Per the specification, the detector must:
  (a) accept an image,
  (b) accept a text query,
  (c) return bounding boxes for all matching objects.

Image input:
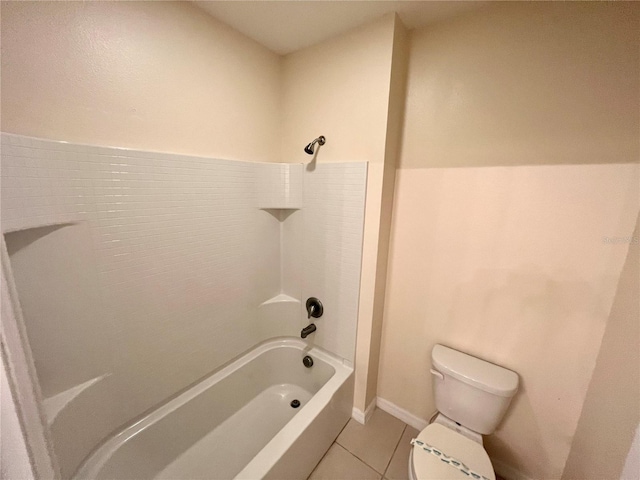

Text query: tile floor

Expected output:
[307,408,506,480]
[308,408,418,480]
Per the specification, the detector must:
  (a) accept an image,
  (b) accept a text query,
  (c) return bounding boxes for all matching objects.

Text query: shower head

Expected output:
[304,136,326,155]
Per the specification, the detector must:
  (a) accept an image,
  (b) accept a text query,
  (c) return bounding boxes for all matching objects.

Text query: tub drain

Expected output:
[290,399,301,408]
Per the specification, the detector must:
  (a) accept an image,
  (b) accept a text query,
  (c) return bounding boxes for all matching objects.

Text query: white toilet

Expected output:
[409,344,519,480]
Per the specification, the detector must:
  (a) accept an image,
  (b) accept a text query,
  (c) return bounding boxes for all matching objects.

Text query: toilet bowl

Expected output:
[409,345,518,480]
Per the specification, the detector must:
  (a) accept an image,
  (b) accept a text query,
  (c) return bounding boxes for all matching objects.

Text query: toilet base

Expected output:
[408,449,416,480]
[432,413,483,445]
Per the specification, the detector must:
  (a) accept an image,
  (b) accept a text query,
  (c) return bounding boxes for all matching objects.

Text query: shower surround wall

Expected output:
[0,133,367,477]
[300,164,368,361]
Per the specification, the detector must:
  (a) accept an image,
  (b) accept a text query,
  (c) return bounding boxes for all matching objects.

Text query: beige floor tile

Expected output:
[336,409,406,474]
[309,443,382,480]
[384,425,419,480]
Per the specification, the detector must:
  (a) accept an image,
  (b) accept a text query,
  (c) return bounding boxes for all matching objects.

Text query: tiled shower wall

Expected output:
[268,162,368,364]
[300,164,368,362]
[0,133,366,477]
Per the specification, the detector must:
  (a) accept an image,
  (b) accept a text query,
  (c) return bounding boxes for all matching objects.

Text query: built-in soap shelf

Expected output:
[259,293,300,308]
[259,208,299,222]
[1,218,83,235]
[42,373,110,425]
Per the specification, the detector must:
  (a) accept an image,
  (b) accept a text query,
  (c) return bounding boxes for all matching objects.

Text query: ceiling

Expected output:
[194,1,486,55]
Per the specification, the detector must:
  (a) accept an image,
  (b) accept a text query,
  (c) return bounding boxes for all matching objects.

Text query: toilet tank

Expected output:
[431,345,519,435]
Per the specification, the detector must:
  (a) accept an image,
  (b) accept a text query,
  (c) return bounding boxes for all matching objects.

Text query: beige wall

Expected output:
[378,3,640,479]
[280,14,393,165]
[363,20,409,407]
[379,164,638,479]
[0,1,281,163]
[399,2,639,169]
[562,214,639,480]
[280,13,408,414]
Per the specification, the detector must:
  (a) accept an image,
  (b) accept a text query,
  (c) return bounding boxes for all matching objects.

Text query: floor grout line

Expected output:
[337,417,408,477]
[338,443,384,479]
[306,443,333,480]
[336,439,385,475]
[383,423,407,478]
[313,411,411,480]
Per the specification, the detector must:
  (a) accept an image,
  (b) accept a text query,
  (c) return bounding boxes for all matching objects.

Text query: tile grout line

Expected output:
[383,424,407,479]
[338,443,384,479]
[336,422,407,477]
[336,413,409,478]
[306,444,333,480]
[335,438,381,474]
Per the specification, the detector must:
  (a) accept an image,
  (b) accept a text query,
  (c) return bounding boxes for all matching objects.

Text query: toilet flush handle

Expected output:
[430,369,444,380]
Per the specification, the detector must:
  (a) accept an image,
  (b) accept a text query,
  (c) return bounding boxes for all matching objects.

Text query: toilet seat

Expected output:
[410,423,495,480]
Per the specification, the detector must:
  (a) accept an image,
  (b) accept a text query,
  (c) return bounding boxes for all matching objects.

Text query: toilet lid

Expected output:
[411,424,495,480]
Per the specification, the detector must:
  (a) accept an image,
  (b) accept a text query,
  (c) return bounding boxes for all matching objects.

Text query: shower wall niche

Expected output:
[1,133,366,477]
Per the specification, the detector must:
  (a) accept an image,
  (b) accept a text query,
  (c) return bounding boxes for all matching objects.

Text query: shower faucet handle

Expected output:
[306,297,323,319]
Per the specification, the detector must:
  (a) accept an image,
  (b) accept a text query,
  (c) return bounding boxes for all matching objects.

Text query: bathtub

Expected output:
[74,338,354,480]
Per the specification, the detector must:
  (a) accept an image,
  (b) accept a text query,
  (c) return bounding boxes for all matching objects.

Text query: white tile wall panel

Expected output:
[301,163,368,363]
[256,162,303,208]
[1,133,281,477]
[0,133,367,477]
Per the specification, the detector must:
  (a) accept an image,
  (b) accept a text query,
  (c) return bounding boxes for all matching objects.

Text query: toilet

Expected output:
[409,344,519,480]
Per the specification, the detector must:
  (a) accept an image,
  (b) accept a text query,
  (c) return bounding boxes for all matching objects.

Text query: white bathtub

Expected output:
[74,338,354,480]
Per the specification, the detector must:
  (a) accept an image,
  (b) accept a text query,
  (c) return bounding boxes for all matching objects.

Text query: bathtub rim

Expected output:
[73,336,352,480]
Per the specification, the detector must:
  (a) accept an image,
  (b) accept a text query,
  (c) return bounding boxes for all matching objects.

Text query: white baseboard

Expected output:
[375,396,428,432]
[352,398,376,425]
[491,458,534,480]
[351,407,365,424]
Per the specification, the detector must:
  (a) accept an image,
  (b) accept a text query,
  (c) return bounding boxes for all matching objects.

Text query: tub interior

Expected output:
[77,344,336,479]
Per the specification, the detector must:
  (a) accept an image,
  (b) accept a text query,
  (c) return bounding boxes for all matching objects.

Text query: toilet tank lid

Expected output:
[432,345,519,397]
